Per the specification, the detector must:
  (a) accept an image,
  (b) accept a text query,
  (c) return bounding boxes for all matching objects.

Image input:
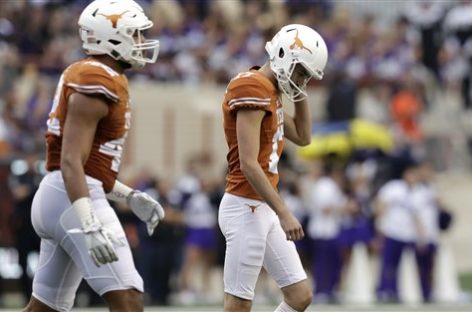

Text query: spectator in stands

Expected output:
[443,0,472,110]
[325,71,358,122]
[390,80,424,143]
[404,1,446,78]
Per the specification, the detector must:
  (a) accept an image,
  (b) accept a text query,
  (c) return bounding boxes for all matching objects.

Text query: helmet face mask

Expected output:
[279,62,313,102]
[78,0,159,69]
[265,24,328,102]
[126,26,160,69]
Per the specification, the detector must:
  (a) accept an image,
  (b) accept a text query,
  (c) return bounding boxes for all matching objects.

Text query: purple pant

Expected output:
[185,227,217,251]
[377,236,414,302]
[415,243,437,302]
[339,216,374,247]
[312,238,342,298]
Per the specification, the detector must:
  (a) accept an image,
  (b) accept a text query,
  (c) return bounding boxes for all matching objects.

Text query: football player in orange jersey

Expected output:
[220,24,328,312]
[24,1,164,311]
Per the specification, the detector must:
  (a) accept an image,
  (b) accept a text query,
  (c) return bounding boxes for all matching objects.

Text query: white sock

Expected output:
[274,301,298,312]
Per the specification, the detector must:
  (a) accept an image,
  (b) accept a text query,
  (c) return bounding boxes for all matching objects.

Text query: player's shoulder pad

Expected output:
[64,60,120,102]
[226,72,273,110]
[228,71,271,93]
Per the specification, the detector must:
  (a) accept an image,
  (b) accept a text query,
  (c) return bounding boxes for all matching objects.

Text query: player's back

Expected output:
[222,67,284,200]
[46,58,130,192]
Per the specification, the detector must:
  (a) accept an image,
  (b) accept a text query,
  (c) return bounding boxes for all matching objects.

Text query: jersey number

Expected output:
[46,74,65,136]
[268,107,284,174]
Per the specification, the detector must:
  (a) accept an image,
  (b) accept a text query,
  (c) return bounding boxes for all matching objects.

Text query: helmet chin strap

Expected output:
[118,59,132,69]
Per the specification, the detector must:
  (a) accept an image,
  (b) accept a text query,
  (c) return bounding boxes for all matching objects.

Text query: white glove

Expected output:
[127,190,165,236]
[68,197,122,267]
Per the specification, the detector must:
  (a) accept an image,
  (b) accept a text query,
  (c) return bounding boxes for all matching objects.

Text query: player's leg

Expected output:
[24,238,83,312]
[102,289,143,312]
[218,193,272,312]
[263,213,312,312]
[223,293,252,312]
[24,298,59,312]
[24,297,57,312]
[25,175,84,312]
[60,196,144,311]
[28,172,144,311]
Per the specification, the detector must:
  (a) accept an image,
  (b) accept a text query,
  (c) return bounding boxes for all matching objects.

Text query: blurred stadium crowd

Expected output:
[0,0,471,308]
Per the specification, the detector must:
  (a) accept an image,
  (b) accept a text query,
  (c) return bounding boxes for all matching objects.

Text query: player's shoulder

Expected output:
[65,58,121,80]
[63,58,122,102]
[228,69,273,93]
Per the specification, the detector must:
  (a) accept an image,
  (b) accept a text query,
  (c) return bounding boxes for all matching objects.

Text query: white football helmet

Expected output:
[265,24,328,102]
[78,0,159,69]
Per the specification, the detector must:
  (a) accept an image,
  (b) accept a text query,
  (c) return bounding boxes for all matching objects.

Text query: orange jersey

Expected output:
[223,67,284,200]
[46,58,130,193]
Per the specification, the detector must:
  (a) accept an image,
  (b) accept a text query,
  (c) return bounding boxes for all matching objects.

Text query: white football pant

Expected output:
[218,193,307,300]
[30,171,143,311]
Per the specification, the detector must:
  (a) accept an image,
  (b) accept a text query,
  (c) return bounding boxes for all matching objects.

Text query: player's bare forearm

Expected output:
[240,160,290,217]
[283,98,312,146]
[61,156,91,203]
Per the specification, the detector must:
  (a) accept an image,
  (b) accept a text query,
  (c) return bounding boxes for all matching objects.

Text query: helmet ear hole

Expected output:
[108,39,121,45]
[279,48,284,58]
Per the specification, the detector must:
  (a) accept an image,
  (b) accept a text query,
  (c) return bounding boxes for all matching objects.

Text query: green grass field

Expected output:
[1,273,470,311]
[460,272,472,293]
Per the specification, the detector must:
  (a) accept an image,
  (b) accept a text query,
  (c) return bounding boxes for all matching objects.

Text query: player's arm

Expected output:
[61,93,108,203]
[237,109,304,241]
[61,93,120,266]
[283,97,312,146]
[106,180,165,236]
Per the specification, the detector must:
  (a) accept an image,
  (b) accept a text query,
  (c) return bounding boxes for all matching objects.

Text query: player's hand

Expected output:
[69,197,122,266]
[127,190,165,236]
[278,211,304,241]
[69,221,122,267]
[84,223,121,266]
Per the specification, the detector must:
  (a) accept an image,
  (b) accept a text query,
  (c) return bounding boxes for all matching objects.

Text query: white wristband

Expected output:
[72,197,98,230]
[106,180,133,203]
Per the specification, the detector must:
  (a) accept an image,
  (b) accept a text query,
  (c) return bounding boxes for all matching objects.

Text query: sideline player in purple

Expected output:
[411,160,440,302]
[375,159,419,302]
